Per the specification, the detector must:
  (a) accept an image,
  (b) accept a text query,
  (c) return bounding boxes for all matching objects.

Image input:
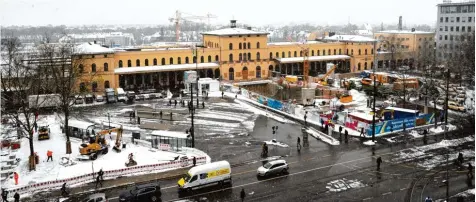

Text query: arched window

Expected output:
[136,59,140,66]
[243,53,247,61]
[104,80,110,89]
[200,56,204,63]
[358,49,361,55]
[351,50,354,55]
[364,62,368,69]
[358,63,361,70]
[339,49,342,55]
[371,62,374,69]
[153,58,157,65]
[243,43,247,49]
[79,82,86,92]
[269,65,274,72]
[275,52,279,58]
[256,66,261,78]
[248,53,251,60]
[333,49,336,55]
[229,43,233,50]
[239,43,242,49]
[256,52,260,60]
[178,57,182,64]
[371,49,374,55]
[118,60,123,68]
[169,57,173,64]
[145,59,149,66]
[269,52,273,59]
[365,49,368,55]
[288,51,291,57]
[207,55,211,62]
[294,51,297,57]
[161,58,165,65]
[323,50,326,56]
[185,57,189,64]
[229,54,233,62]
[311,50,314,56]
[300,51,303,57]
[247,42,251,49]
[229,67,234,80]
[92,82,98,92]
[127,60,131,67]
[103,63,108,72]
[282,52,285,58]
[239,53,243,61]
[193,56,197,63]
[91,63,96,72]
[346,49,349,55]
[317,50,320,56]
[328,49,331,55]
[215,55,219,61]
[257,42,260,49]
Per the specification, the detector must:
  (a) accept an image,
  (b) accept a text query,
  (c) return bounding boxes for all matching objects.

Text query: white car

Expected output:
[257,160,289,177]
[95,95,104,102]
[81,193,108,202]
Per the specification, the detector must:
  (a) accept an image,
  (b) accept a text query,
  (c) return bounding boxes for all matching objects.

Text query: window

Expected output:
[248,53,251,60]
[445,26,448,31]
[311,50,314,56]
[208,55,211,62]
[463,17,466,22]
[440,17,443,23]
[300,51,303,57]
[79,82,86,92]
[282,52,285,58]
[136,59,140,66]
[469,26,472,32]
[91,63,96,72]
[364,62,367,70]
[358,63,361,70]
[461,35,465,41]
[439,35,442,40]
[118,60,123,68]
[328,49,331,55]
[239,53,243,61]
[351,49,353,55]
[161,58,165,65]
[229,43,233,50]
[288,51,291,57]
[294,51,297,57]
[446,17,449,22]
[92,82,98,92]
[275,52,279,58]
[185,57,189,64]
[450,26,453,31]
[256,52,260,60]
[247,42,251,49]
[229,54,233,62]
[145,59,149,66]
[243,43,247,49]
[469,17,472,22]
[364,49,367,55]
[190,175,198,183]
[470,5,475,12]
[333,49,336,55]
[256,42,260,49]
[128,60,131,67]
[215,55,219,61]
[451,17,454,22]
[239,43,242,49]
[371,49,373,55]
[104,63,108,72]
[104,81,110,89]
[462,5,469,13]
[462,26,466,32]
[358,49,361,55]
[200,173,208,179]
[445,35,448,40]
[193,56,197,63]
[153,58,157,65]
[269,52,272,59]
[323,50,326,56]
[339,49,342,55]
[169,57,173,64]
[256,66,261,78]
[457,17,460,22]
[178,57,181,64]
[200,56,204,63]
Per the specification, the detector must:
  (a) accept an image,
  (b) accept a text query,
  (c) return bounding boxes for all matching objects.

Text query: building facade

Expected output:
[436,1,475,61]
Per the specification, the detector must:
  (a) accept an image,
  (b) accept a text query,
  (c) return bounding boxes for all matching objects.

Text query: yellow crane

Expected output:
[169,10,217,42]
[286,36,310,87]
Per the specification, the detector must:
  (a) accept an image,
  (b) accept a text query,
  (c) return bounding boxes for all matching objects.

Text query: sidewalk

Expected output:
[23,167,188,201]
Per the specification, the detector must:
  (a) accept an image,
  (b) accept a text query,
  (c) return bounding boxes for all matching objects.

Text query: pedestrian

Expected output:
[359,127,365,137]
[344,130,348,143]
[320,119,324,127]
[423,129,428,145]
[1,188,8,202]
[193,156,196,166]
[186,129,189,134]
[324,124,329,134]
[13,172,18,185]
[240,188,246,202]
[34,122,38,133]
[60,182,68,197]
[222,91,224,98]
[297,137,301,152]
[170,112,173,121]
[313,100,316,108]
[458,152,464,165]
[304,114,307,126]
[339,125,343,135]
[13,192,19,202]
[425,196,433,202]
[235,94,237,99]
[371,146,375,156]
[376,157,382,170]
[169,99,172,106]
[98,168,104,182]
[95,175,102,188]
[159,111,163,120]
[468,163,473,179]
[202,101,205,109]
[47,150,53,162]
[174,100,177,107]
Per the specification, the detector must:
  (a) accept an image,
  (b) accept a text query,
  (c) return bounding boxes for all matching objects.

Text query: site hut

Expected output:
[150,131,192,151]
[197,78,220,95]
[346,111,376,135]
[63,119,96,140]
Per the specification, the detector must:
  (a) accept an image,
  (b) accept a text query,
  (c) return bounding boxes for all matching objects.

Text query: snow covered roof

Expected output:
[75,43,114,54]
[385,106,419,114]
[376,30,434,34]
[234,80,272,86]
[267,41,323,46]
[67,119,95,130]
[201,28,269,36]
[114,63,219,74]
[348,112,374,121]
[275,55,351,64]
[323,35,377,42]
[150,130,189,139]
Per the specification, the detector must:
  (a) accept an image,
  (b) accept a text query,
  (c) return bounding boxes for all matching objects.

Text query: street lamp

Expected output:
[372,40,378,142]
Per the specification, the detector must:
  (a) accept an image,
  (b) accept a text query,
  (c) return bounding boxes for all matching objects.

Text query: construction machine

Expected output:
[38,126,50,140]
[78,126,123,160]
[316,63,337,86]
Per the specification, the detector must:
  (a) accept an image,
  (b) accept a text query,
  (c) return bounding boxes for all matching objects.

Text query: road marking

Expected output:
[382,192,392,196]
[400,187,407,191]
[233,169,256,175]
[109,196,119,200]
[363,197,373,201]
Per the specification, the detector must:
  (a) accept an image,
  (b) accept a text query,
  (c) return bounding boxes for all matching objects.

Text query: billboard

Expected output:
[366,113,438,136]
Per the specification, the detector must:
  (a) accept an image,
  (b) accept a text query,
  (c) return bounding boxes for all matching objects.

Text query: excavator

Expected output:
[78,126,123,160]
[315,63,337,86]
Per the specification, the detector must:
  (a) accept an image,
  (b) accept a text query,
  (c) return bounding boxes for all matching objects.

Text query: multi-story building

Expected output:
[436,1,475,61]
[74,20,424,93]
[59,32,135,47]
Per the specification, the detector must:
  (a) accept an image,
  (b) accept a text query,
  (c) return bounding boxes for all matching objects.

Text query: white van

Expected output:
[177,161,231,192]
[116,88,127,102]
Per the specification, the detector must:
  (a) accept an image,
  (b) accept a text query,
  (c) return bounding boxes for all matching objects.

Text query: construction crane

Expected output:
[169,10,217,42]
[286,36,310,88]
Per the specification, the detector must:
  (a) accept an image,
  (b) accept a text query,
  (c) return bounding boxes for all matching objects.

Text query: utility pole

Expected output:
[444,69,450,201]
[372,40,377,142]
[190,81,195,148]
[196,45,200,109]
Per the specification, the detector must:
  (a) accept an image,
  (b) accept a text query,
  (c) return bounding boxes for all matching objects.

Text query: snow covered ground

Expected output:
[1,114,209,190]
[264,139,289,148]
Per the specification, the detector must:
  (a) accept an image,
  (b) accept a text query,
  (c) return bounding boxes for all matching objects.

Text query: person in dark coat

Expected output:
[34,122,38,133]
[359,127,365,137]
[304,114,307,126]
[468,163,474,179]
[98,169,104,182]
[344,130,348,143]
[159,111,163,120]
[423,129,428,145]
[193,157,196,166]
[297,137,301,152]
[13,192,19,202]
[1,188,8,202]
[458,152,464,165]
[202,101,205,109]
[60,183,68,196]
[324,124,329,134]
[169,99,172,105]
[170,112,173,121]
[95,175,102,188]
[240,188,246,202]
[376,157,382,170]
[222,91,224,98]
[174,100,177,107]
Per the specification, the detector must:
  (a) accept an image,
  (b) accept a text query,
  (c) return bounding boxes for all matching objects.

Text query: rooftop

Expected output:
[323,35,377,42]
[114,63,219,75]
[75,42,115,54]
[267,41,323,46]
[376,30,435,34]
[201,28,269,36]
[275,55,351,64]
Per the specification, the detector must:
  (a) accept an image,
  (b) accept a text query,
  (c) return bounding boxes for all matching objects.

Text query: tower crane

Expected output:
[286,36,310,88]
[169,10,217,42]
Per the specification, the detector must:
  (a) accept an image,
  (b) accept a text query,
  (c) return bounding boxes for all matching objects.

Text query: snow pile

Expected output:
[234,99,294,124]
[326,178,367,192]
[417,149,474,170]
[264,139,289,148]
[429,126,444,133]
[455,189,475,197]
[363,140,376,146]
[384,138,396,143]
[305,127,340,145]
[409,130,422,138]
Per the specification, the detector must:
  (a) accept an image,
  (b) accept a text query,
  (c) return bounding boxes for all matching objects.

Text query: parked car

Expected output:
[75,96,84,104]
[448,101,465,112]
[257,159,289,177]
[85,94,94,104]
[81,193,108,202]
[96,94,104,102]
[119,182,162,202]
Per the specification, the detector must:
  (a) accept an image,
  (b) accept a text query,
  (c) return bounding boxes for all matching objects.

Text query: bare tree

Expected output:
[447,32,475,87]
[1,36,50,171]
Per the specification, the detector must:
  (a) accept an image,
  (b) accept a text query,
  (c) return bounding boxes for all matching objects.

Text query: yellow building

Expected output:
[77,20,379,92]
[374,30,435,68]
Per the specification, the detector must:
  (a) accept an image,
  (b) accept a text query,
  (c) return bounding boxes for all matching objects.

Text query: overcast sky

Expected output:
[1,0,441,27]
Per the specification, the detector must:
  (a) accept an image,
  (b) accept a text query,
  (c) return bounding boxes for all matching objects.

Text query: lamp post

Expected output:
[107,112,111,129]
[444,69,450,201]
[372,40,378,142]
[196,45,200,109]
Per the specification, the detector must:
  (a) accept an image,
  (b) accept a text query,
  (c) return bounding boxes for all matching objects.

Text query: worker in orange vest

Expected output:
[13,172,19,185]
[47,150,53,162]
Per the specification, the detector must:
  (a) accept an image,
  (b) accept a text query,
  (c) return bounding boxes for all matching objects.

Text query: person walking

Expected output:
[174,100,177,107]
[193,157,196,167]
[359,127,365,137]
[344,130,348,143]
[304,114,307,126]
[202,101,205,109]
[60,183,68,197]
[468,163,473,179]
[1,188,8,202]
[13,192,19,202]
[169,99,172,106]
[376,157,382,171]
[297,137,301,152]
[47,150,53,162]
[13,172,18,185]
[221,91,224,98]
[95,175,102,188]
[159,111,163,120]
[98,169,104,182]
[240,188,246,202]
[423,129,428,145]
[458,152,464,165]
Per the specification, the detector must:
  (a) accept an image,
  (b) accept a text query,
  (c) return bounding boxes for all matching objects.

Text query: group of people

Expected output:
[1,189,19,202]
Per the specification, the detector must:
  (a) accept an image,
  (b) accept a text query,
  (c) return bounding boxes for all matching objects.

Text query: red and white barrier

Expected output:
[7,156,207,197]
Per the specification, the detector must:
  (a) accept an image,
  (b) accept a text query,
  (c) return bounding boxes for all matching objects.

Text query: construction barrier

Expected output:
[6,156,207,197]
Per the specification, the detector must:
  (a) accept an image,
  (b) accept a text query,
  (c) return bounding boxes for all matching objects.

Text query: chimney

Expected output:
[230,20,237,28]
[398,16,402,31]
[247,26,252,30]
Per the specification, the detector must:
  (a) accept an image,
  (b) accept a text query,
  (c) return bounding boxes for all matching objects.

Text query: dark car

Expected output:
[119,183,162,202]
